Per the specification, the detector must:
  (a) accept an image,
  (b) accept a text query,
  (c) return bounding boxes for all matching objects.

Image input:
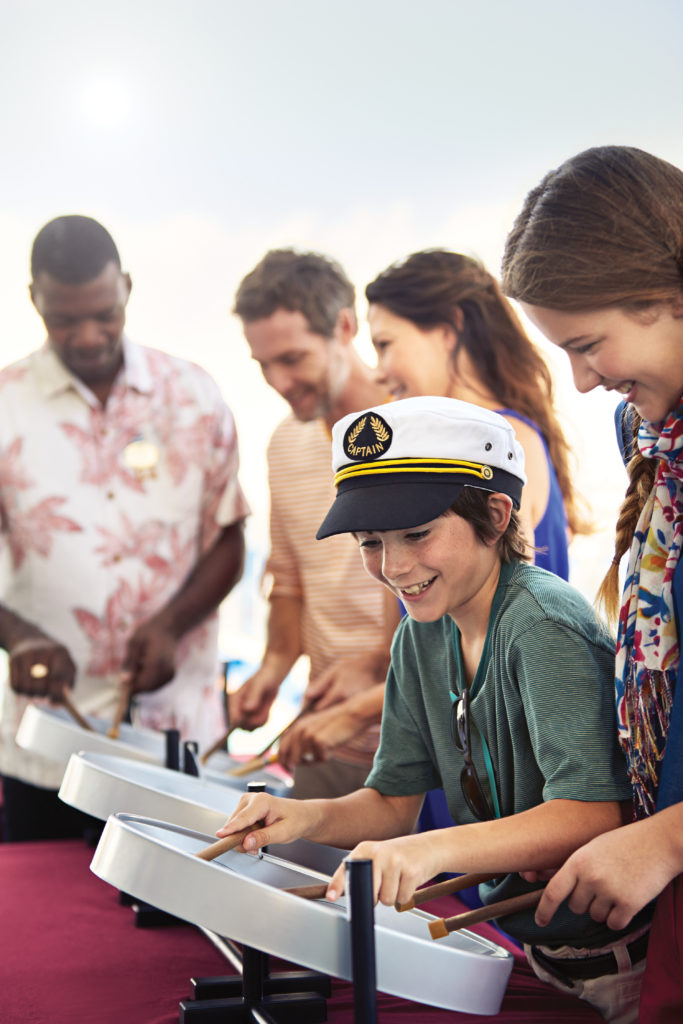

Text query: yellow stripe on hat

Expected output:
[334,457,493,488]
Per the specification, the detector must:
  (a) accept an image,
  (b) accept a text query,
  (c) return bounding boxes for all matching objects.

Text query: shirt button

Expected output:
[107,491,115,500]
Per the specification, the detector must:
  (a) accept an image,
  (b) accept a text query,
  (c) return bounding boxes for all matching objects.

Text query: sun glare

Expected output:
[80,77,133,130]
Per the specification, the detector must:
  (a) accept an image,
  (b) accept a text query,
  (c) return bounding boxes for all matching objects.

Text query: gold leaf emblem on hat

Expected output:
[371,416,389,443]
[346,417,366,449]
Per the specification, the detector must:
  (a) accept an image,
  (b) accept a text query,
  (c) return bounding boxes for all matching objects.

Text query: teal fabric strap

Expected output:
[449,565,512,820]
[474,721,502,819]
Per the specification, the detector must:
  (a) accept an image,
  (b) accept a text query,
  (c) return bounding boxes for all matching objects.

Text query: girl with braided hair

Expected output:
[502,145,683,1021]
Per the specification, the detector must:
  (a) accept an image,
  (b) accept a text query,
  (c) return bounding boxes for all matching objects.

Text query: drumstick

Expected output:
[254,699,316,757]
[200,725,238,765]
[226,700,316,777]
[227,751,279,777]
[107,673,132,739]
[194,820,266,861]
[428,889,543,939]
[60,691,94,732]
[395,871,500,912]
[284,882,330,900]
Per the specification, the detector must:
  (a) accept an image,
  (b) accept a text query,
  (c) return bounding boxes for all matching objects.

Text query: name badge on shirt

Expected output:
[123,438,160,480]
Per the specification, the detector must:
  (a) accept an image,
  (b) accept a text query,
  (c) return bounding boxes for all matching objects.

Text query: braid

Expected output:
[597,415,657,623]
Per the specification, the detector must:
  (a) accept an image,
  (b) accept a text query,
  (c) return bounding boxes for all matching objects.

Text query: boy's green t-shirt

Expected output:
[365,560,641,947]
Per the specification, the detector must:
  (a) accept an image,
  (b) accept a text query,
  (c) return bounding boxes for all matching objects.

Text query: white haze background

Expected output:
[1,0,681,742]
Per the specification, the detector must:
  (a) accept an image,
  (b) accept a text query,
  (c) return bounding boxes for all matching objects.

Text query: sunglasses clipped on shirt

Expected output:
[450,686,496,822]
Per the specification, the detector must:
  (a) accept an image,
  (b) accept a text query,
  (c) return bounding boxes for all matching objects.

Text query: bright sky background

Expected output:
[1,0,682,687]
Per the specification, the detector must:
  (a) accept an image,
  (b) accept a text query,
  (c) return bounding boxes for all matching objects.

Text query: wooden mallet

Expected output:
[195,820,266,861]
[428,889,543,939]
[60,691,94,732]
[395,871,500,912]
[227,700,316,777]
[200,725,238,765]
[107,672,133,739]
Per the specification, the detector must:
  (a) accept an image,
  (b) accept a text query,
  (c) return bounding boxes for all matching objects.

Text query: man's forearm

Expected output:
[258,594,304,684]
[0,604,44,650]
[153,521,246,639]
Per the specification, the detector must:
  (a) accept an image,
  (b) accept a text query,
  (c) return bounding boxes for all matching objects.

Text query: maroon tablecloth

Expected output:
[0,839,600,1023]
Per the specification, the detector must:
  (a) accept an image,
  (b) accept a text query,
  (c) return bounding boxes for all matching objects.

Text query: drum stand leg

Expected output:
[180,858,378,1024]
[182,772,328,1022]
[180,939,329,1022]
[348,858,377,1024]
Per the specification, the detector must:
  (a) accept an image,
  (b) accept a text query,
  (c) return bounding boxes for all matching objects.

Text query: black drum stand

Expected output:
[179,859,377,1024]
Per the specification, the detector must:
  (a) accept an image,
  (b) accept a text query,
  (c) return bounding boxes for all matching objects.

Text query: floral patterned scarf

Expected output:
[615,403,683,818]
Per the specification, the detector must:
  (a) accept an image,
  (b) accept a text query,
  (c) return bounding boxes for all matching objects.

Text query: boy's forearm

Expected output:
[431,798,625,876]
[304,788,422,849]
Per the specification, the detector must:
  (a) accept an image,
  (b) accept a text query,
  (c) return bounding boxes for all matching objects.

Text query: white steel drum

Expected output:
[17,704,163,765]
[59,752,242,834]
[204,750,292,795]
[17,704,290,794]
[60,751,346,877]
[92,814,513,1015]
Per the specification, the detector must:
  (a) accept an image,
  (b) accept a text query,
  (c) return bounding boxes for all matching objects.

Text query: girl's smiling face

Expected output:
[355,511,502,626]
[520,301,683,425]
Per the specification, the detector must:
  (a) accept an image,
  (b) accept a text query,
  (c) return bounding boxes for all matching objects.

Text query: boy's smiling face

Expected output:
[354,510,502,625]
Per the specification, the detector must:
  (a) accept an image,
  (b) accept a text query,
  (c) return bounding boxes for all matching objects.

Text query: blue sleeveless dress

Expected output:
[496,408,569,581]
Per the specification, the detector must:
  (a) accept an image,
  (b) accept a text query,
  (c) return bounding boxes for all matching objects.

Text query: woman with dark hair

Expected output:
[366,250,587,581]
[502,144,683,1022]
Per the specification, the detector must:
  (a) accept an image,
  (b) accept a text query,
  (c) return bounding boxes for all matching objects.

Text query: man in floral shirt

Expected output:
[0,215,250,840]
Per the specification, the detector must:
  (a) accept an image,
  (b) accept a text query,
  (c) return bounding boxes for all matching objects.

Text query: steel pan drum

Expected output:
[59,752,241,833]
[92,814,513,1015]
[204,750,292,795]
[59,751,344,876]
[17,704,290,794]
[17,704,163,765]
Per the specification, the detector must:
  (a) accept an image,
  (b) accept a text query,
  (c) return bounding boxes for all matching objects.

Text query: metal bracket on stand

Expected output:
[178,856,379,1023]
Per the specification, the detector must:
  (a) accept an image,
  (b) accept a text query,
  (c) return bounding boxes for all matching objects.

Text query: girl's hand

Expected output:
[534,814,682,931]
[326,833,441,905]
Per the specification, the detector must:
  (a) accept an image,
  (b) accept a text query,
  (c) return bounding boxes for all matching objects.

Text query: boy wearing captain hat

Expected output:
[217,397,648,1022]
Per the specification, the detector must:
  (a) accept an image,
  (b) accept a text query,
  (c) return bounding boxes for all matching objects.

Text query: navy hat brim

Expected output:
[316,480,468,539]
[316,465,524,540]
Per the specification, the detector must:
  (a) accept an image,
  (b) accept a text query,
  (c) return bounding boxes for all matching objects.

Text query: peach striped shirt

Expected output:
[265,414,385,764]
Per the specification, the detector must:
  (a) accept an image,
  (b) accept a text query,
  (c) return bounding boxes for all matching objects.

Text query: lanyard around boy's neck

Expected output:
[449,566,511,820]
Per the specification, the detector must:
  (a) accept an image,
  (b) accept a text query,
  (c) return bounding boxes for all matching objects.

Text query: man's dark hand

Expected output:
[9,635,77,702]
[124,616,177,693]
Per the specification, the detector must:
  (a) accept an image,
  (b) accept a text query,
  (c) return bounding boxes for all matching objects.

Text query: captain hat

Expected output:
[316,396,526,539]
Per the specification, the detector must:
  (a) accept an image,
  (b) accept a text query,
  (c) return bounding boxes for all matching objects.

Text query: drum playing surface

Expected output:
[17,704,162,765]
[60,750,346,876]
[92,814,513,1015]
[59,751,242,833]
[17,704,290,794]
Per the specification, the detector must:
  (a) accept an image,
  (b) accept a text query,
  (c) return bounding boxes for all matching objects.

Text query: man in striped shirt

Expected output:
[231,249,397,798]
